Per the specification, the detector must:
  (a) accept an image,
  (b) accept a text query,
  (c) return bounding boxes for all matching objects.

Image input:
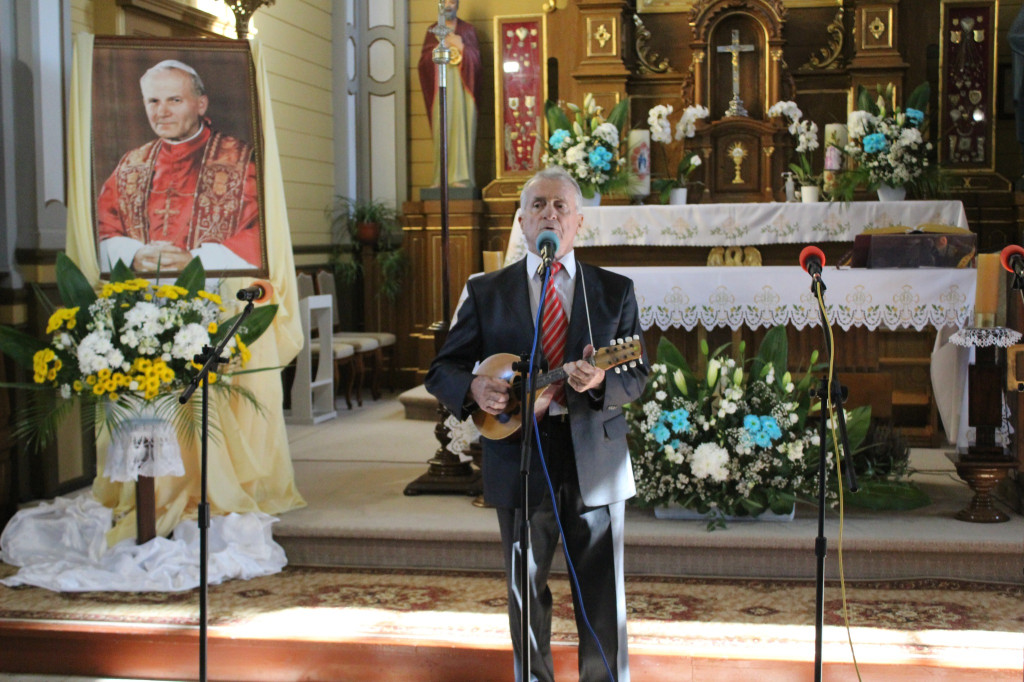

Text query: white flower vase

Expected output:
[800,185,820,203]
[668,187,688,205]
[654,503,795,522]
[579,192,601,207]
[877,184,907,201]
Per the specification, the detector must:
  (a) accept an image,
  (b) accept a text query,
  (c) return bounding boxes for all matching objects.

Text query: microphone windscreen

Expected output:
[799,245,826,272]
[253,280,273,304]
[535,231,560,254]
[999,244,1024,273]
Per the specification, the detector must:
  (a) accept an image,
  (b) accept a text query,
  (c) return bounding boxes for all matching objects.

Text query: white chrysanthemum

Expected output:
[593,122,619,147]
[665,444,683,464]
[655,390,667,402]
[171,323,211,361]
[77,330,123,374]
[690,442,730,482]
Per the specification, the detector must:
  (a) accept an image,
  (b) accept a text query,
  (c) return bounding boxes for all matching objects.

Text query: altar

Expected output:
[501,200,977,447]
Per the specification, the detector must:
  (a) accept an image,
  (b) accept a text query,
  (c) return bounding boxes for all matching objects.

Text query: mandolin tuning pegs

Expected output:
[616,337,624,345]
[629,361,637,368]
[614,366,621,374]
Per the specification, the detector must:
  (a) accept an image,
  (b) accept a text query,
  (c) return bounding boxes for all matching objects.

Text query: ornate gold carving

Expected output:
[594,23,612,48]
[224,0,275,39]
[728,141,748,184]
[707,246,762,266]
[869,16,887,41]
[762,146,774,157]
[633,14,671,74]
[803,0,845,70]
[541,0,568,12]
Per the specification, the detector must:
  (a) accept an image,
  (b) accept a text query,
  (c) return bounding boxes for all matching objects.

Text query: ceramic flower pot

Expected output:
[877,184,907,201]
[355,221,382,245]
[800,185,820,203]
[579,192,602,207]
[668,187,688,205]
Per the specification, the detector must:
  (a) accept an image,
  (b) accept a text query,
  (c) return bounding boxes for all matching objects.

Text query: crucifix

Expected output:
[716,29,755,117]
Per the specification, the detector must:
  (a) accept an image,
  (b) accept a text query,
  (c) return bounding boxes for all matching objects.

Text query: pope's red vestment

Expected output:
[96,125,261,270]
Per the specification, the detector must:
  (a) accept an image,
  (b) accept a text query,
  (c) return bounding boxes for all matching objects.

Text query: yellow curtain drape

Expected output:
[66,34,306,546]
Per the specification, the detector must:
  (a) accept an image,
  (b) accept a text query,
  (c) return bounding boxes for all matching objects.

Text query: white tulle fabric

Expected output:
[949,326,1023,348]
[104,416,185,482]
[0,495,286,592]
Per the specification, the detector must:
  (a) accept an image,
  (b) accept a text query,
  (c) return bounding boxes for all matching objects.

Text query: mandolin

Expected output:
[471,337,643,440]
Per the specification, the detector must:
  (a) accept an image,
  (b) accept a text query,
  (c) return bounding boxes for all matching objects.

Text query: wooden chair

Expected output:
[296,272,376,409]
[316,269,396,399]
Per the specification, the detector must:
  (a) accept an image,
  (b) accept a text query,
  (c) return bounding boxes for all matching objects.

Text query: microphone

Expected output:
[999,244,1024,279]
[535,231,560,274]
[236,280,273,303]
[799,245,826,279]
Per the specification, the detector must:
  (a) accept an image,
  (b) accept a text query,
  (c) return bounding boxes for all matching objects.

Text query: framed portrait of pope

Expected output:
[91,37,268,278]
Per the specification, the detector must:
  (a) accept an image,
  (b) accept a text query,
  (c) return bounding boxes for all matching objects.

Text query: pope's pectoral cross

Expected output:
[716,29,754,117]
[152,187,182,237]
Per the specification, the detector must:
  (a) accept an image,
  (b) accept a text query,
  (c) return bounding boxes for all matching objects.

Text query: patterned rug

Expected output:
[1,563,1022,667]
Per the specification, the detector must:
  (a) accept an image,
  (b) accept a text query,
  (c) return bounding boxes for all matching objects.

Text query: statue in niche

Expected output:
[418,0,482,190]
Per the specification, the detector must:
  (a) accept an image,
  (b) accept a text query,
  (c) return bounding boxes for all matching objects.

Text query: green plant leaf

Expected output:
[212,304,278,349]
[606,97,630,134]
[905,82,930,113]
[55,253,97,311]
[109,260,135,284]
[751,325,788,381]
[0,326,46,371]
[174,256,207,295]
[544,99,571,135]
[845,478,931,510]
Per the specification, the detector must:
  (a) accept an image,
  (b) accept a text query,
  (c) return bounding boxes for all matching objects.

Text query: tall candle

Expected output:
[628,129,651,197]
[823,123,847,171]
[975,253,999,327]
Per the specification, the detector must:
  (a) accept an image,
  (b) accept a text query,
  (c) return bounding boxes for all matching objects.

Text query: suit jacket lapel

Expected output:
[568,261,592,359]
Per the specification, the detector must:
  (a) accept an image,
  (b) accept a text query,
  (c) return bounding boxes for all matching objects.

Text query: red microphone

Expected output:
[999,244,1024,278]
[799,245,826,279]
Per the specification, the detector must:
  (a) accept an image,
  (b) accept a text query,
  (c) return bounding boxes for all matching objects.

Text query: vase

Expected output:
[579,192,601,207]
[800,185,820,203]
[876,184,907,202]
[668,187,688,205]
[653,504,795,522]
[105,409,183,483]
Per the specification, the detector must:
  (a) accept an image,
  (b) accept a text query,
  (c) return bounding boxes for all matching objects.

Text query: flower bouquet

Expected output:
[0,253,277,453]
[626,326,874,529]
[647,103,709,203]
[768,100,820,189]
[837,83,943,200]
[543,93,632,200]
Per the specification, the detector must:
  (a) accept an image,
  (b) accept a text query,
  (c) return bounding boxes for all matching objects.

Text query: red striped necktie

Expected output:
[540,262,568,406]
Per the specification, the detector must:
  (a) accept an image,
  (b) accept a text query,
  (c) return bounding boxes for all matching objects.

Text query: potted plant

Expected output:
[768,100,820,202]
[647,103,710,204]
[328,196,407,303]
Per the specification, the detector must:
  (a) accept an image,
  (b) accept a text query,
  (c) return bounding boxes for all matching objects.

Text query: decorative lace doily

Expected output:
[949,327,1023,348]
[104,417,184,482]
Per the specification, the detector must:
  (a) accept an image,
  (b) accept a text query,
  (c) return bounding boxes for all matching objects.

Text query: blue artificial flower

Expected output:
[754,432,773,448]
[588,146,613,171]
[652,421,671,444]
[667,408,691,432]
[862,133,888,154]
[549,129,571,149]
[904,108,924,126]
[760,416,782,440]
[743,415,761,432]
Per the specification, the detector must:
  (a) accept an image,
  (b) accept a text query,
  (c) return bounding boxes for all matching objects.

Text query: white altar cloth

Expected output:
[505,200,969,262]
[611,266,976,333]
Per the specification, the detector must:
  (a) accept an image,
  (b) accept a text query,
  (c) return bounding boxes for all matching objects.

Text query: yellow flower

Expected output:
[98,368,112,380]
[73,380,83,391]
[47,368,57,381]
[108,392,119,401]
[235,335,251,366]
[85,375,97,386]
[208,322,218,334]
[92,383,105,395]
[46,307,80,333]
[155,284,189,300]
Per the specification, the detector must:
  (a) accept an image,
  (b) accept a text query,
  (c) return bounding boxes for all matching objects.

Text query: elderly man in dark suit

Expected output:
[425,165,649,681]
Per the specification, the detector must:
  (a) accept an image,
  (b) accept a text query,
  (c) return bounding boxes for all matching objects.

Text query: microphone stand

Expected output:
[806,271,857,682]
[510,260,553,682]
[178,297,258,682]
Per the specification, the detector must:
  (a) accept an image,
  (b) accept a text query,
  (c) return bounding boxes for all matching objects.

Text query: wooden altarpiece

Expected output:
[682,0,794,202]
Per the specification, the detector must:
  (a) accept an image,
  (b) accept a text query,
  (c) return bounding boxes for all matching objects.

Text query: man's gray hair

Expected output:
[141,59,206,97]
[519,165,584,211]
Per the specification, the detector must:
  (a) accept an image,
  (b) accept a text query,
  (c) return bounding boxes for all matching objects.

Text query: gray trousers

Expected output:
[495,418,629,682]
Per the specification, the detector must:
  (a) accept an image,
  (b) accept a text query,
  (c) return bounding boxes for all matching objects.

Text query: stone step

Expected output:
[398,384,438,421]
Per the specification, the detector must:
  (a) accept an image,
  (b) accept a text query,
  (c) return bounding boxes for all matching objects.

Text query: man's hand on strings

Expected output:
[565,344,604,393]
[471,375,510,415]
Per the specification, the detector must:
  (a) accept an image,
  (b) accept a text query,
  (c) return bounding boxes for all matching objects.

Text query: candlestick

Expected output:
[975,253,999,327]
[823,123,847,171]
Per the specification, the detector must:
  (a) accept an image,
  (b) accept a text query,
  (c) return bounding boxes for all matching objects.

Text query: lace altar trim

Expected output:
[949,327,1023,348]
